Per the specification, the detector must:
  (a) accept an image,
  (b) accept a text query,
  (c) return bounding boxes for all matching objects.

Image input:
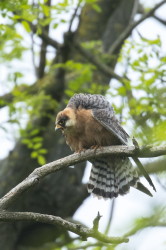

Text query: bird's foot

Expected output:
[90,145,100,153]
[77,148,87,154]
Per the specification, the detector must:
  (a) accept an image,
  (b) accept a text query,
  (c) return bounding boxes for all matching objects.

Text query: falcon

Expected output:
[55,93,156,199]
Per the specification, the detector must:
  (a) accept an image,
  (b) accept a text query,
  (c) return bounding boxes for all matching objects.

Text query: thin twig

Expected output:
[93,212,102,232]
[155,175,166,191]
[153,14,166,25]
[30,33,38,77]
[34,26,60,49]
[108,0,166,54]
[68,243,104,250]
[68,0,82,33]
[37,0,51,79]
[105,199,115,235]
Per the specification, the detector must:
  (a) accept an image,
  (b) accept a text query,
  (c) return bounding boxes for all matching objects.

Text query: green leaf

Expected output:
[32,137,43,143]
[53,23,58,29]
[92,3,101,12]
[60,19,66,23]
[29,129,40,136]
[22,138,31,145]
[41,4,50,16]
[37,155,46,165]
[31,151,38,159]
[145,75,156,86]
[117,86,126,96]
[21,21,31,33]
[160,56,166,63]
[38,149,47,154]
[33,143,42,150]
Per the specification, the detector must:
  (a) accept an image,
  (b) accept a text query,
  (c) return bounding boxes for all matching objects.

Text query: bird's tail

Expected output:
[87,156,152,199]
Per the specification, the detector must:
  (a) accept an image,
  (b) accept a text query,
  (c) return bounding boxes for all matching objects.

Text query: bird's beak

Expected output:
[55,123,62,131]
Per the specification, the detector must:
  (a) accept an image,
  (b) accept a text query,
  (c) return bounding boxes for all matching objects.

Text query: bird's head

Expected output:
[55,108,76,131]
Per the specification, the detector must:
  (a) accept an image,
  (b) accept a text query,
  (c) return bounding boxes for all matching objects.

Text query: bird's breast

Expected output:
[63,108,121,152]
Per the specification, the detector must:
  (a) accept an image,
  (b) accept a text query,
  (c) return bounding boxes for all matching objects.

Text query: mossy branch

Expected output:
[0,211,128,244]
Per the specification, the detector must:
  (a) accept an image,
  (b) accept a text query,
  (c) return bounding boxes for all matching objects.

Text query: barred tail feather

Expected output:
[88,161,108,198]
[87,156,139,199]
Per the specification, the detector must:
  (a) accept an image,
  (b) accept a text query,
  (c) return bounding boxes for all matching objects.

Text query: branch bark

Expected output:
[0,145,165,210]
[0,211,129,244]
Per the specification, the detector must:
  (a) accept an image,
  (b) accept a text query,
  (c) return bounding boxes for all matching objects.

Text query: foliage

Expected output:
[11,89,57,164]
[116,35,166,145]
[53,60,108,101]
[21,128,48,165]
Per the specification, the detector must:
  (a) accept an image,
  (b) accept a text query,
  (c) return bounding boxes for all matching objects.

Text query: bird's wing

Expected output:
[92,108,129,145]
[67,93,110,110]
[92,108,156,191]
[67,93,129,145]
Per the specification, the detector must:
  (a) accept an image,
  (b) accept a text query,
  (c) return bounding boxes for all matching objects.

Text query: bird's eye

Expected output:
[59,120,65,125]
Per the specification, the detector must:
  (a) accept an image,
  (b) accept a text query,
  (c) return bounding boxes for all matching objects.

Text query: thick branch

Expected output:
[108,0,166,54]
[145,158,166,174]
[0,145,165,210]
[0,211,128,244]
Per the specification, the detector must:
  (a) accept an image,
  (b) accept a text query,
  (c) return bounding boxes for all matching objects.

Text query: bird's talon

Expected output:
[77,148,86,154]
[90,145,100,152]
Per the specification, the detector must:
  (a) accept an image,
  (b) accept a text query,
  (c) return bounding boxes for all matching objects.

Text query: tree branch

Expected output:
[108,0,166,54]
[30,23,61,49]
[153,14,166,25]
[0,211,128,244]
[37,0,51,79]
[0,145,165,210]
[74,41,126,83]
[68,0,82,33]
[144,158,166,175]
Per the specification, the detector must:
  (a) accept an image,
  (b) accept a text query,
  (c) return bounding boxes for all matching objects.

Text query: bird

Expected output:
[55,93,156,199]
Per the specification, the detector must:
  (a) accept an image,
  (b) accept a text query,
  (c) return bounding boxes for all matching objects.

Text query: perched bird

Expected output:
[55,93,156,199]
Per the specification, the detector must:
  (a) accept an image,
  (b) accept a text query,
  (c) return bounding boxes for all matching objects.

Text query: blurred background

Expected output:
[0,0,166,249]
